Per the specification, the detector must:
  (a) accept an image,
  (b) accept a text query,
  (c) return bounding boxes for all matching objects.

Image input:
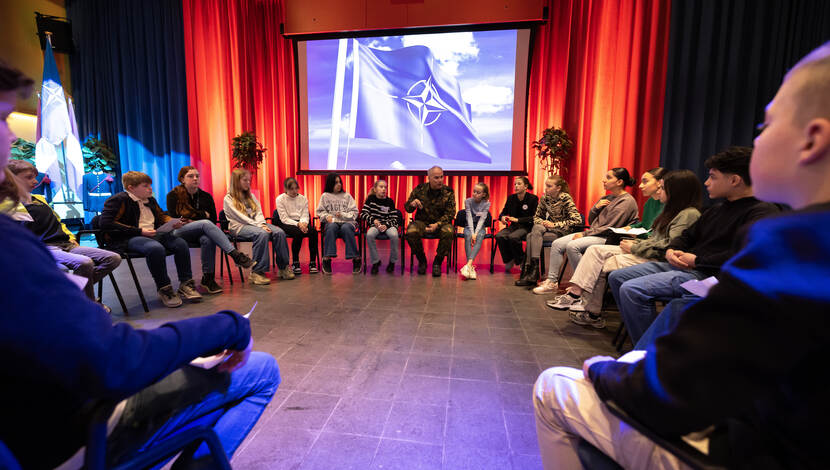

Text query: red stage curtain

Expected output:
[182,0,670,235]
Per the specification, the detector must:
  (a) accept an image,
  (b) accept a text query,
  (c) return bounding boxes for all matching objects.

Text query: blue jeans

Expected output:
[114,352,280,466]
[173,220,235,274]
[634,297,700,350]
[235,224,289,272]
[323,222,359,259]
[463,227,486,262]
[608,262,706,344]
[127,233,192,289]
[366,226,399,264]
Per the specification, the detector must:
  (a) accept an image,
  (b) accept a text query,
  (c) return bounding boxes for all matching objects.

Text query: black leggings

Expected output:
[278,223,319,263]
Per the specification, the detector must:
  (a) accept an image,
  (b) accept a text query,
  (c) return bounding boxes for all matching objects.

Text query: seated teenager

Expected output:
[9,159,122,310]
[516,175,582,287]
[275,177,319,274]
[316,172,360,274]
[533,41,830,470]
[608,147,780,344]
[223,168,293,285]
[549,170,702,329]
[361,179,399,274]
[615,167,668,240]
[166,166,255,294]
[0,62,280,469]
[495,176,538,272]
[532,168,639,295]
[100,171,202,308]
[460,182,491,280]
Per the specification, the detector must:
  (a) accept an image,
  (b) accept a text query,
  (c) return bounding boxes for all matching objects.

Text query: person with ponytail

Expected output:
[495,176,539,272]
[167,166,255,294]
[548,170,702,329]
[532,167,639,295]
[223,168,294,284]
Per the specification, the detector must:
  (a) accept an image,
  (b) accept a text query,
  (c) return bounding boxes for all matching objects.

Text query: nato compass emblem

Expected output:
[401,77,447,127]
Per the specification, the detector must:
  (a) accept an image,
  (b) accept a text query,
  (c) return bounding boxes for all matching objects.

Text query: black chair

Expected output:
[360,209,405,274]
[450,210,497,274]
[75,228,130,315]
[85,401,231,470]
[268,210,321,270]
[88,215,178,314]
[403,217,452,274]
[217,211,246,284]
[538,212,587,281]
[574,400,726,470]
[319,218,362,268]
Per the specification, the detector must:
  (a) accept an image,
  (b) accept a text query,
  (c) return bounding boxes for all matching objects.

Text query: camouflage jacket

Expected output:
[405,183,456,226]
[533,192,582,233]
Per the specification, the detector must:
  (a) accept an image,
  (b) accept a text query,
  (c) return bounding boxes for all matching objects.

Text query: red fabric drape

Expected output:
[182,0,670,232]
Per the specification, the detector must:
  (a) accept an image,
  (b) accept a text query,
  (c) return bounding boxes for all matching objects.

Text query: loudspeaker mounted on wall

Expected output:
[35,12,75,54]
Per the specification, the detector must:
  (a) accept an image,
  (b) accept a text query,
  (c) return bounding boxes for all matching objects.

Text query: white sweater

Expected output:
[316,192,358,224]
[275,193,310,226]
[223,193,266,235]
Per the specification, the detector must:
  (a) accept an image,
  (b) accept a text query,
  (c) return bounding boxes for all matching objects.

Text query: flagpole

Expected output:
[344,39,360,170]
[327,39,348,170]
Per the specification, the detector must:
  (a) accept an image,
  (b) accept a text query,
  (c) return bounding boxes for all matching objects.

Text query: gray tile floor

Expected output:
[105,247,622,470]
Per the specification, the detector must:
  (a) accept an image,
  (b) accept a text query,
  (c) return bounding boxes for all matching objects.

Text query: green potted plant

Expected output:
[231,132,267,173]
[81,137,118,173]
[532,126,574,175]
[11,138,36,164]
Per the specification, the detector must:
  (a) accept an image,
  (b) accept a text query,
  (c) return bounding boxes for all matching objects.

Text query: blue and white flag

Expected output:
[35,35,84,202]
[351,41,491,163]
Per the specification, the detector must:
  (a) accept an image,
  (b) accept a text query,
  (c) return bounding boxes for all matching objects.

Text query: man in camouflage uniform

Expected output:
[405,166,456,276]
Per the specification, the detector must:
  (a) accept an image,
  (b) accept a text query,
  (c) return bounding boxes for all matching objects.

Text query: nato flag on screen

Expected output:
[352,42,492,163]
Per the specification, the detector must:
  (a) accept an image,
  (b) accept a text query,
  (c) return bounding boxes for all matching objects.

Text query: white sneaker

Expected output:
[532,279,558,295]
[568,298,586,312]
[470,265,477,280]
[546,293,581,310]
[250,272,271,285]
[460,264,471,279]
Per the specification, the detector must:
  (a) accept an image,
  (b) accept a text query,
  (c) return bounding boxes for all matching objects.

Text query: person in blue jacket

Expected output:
[0,62,280,469]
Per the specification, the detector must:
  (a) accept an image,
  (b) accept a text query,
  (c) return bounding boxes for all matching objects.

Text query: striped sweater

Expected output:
[360,194,399,227]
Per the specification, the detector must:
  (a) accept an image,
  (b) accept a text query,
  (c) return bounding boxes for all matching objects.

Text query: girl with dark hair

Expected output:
[316,173,360,274]
[495,176,539,271]
[167,166,255,293]
[276,177,319,274]
[548,170,703,329]
[532,167,639,295]
[622,167,668,238]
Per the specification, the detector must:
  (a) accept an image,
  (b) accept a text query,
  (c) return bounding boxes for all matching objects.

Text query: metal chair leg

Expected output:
[108,273,129,315]
[125,257,149,313]
[490,237,497,273]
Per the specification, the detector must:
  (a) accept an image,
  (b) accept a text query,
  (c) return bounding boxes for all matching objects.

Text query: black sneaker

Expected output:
[371,261,381,275]
[352,258,362,274]
[292,262,302,275]
[417,263,427,275]
[229,250,256,269]
[200,275,223,294]
[309,261,319,274]
[322,259,332,274]
[386,262,395,273]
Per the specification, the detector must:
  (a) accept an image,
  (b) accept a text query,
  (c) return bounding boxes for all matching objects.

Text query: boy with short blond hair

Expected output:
[100,170,201,307]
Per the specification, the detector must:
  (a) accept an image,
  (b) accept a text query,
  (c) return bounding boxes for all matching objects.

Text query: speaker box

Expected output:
[35,12,75,54]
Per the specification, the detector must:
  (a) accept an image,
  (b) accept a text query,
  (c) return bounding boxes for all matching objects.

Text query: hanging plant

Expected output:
[11,138,36,164]
[82,137,119,173]
[532,126,574,176]
[231,132,267,173]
